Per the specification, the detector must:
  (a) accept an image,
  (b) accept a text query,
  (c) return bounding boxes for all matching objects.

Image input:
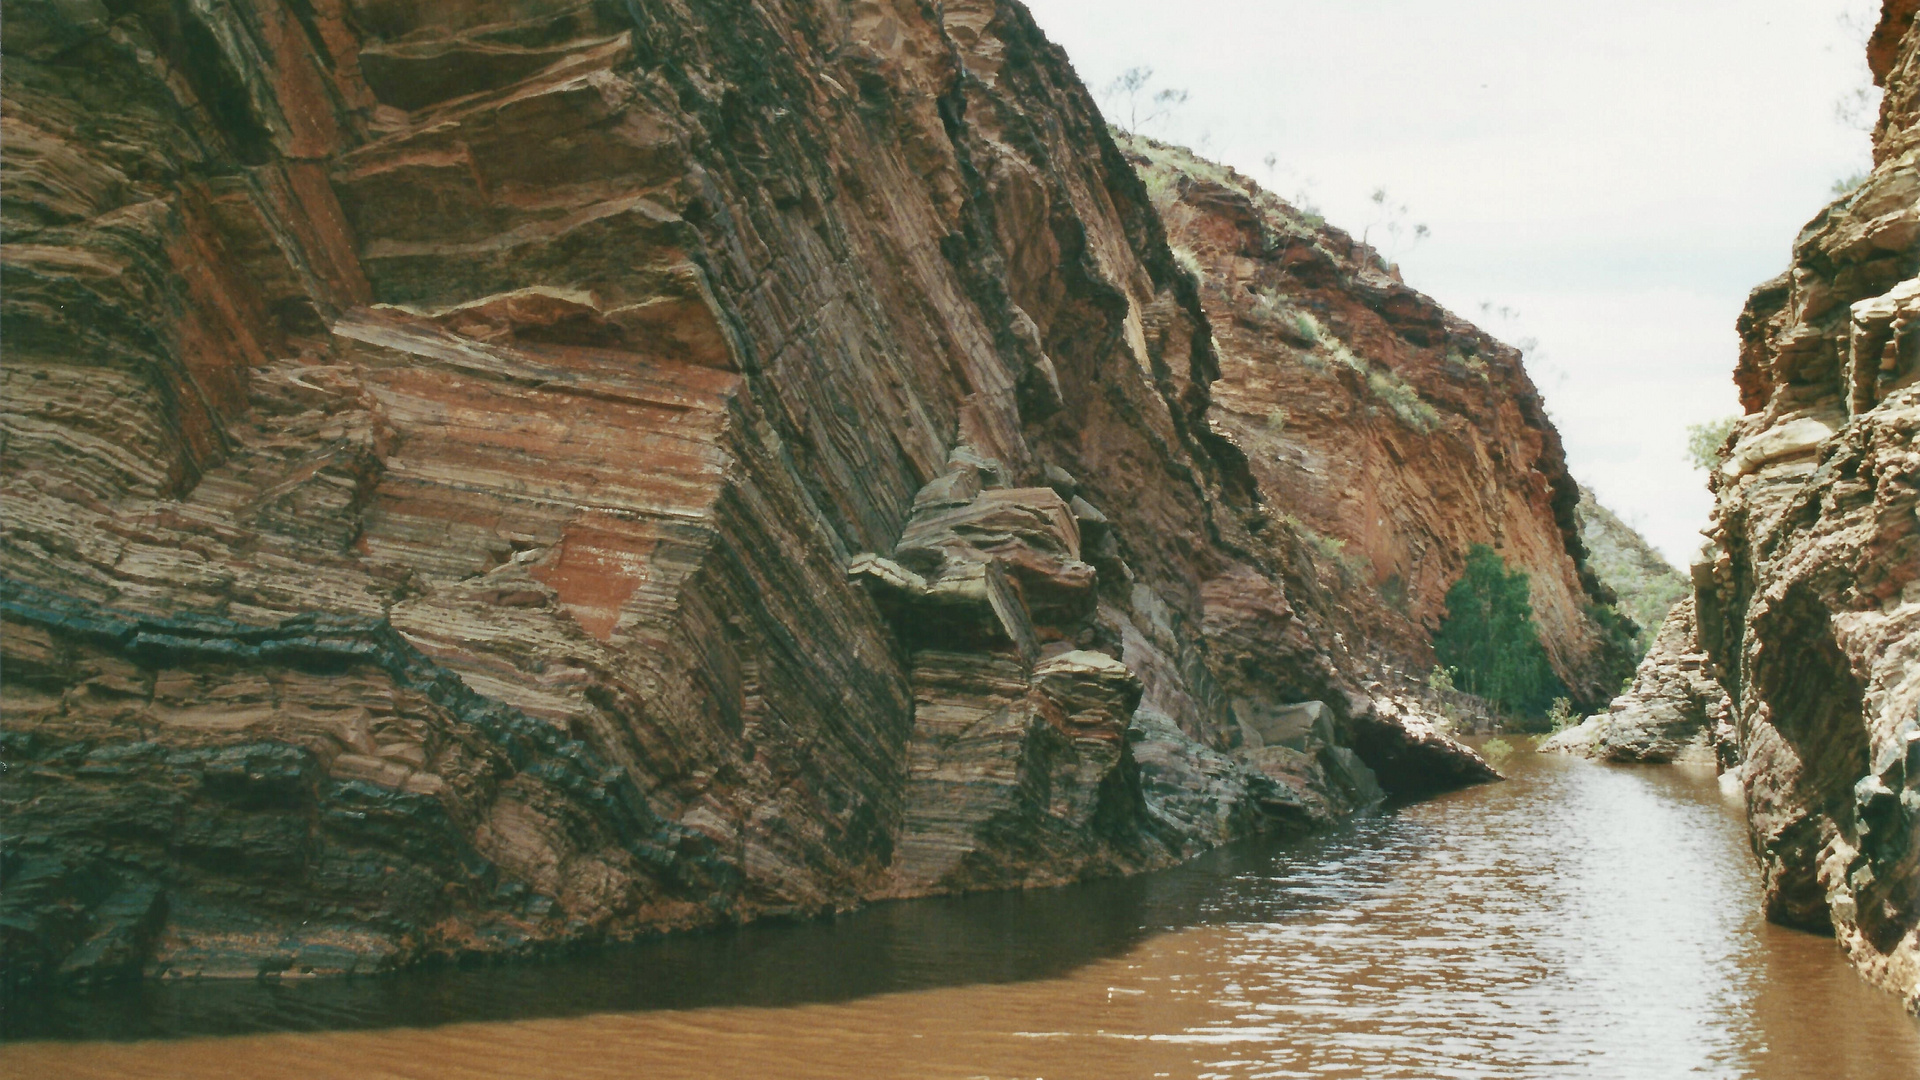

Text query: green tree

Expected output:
[1433,545,1565,717]
[1685,416,1739,471]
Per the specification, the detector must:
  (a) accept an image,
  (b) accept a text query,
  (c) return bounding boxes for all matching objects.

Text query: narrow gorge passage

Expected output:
[8,745,1918,1078]
[4,0,1918,1069]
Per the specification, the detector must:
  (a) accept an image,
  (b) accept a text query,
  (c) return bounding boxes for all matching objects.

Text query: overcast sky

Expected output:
[1020,0,1881,566]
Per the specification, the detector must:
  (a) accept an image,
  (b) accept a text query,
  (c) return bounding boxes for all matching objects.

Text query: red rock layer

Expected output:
[1,0,1501,989]
[1125,137,1632,708]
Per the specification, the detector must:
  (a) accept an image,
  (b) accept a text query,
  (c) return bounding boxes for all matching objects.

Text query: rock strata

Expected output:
[1571,0,1920,1011]
[1122,136,1640,710]
[1,0,1527,992]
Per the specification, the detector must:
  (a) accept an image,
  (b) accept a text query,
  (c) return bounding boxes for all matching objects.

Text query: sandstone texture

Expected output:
[0,0,1552,992]
[1575,0,1920,1011]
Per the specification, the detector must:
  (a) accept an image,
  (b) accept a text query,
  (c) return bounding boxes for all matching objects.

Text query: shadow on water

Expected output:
[2,815,1415,1043]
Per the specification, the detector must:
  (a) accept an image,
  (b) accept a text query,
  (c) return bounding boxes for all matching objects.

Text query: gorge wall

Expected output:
[1,0,1609,990]
[1123,136,1637,711]
[1553,0,1920,1013]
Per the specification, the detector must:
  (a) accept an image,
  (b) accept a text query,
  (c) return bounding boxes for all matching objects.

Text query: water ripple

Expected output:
[7,746,1917,1079]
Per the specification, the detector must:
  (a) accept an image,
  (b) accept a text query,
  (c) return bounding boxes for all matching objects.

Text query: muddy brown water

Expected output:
[6,743,1918,1079]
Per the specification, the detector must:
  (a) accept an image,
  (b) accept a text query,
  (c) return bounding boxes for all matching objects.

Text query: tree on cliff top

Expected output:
[1433,545,1565,718]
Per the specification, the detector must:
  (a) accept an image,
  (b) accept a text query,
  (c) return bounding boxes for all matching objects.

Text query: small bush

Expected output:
[1246,290,1284,325]
[1445,348,1488,379]
[1142,170,1179,213]
[1685,416,1739,471]
[1546,697,1577,732]
[1481,736,1515,763]
[1264,406,1288,432]
[1367,369,1441,433]
[1428,665,1458,694]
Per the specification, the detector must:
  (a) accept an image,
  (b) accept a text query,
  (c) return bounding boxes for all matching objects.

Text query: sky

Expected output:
[1019,0,1882,566]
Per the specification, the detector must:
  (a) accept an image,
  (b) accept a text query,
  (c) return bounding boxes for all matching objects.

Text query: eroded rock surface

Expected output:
[2,0,1518,991]
[1586,0,1920,1011]
[1541,599,1734,766]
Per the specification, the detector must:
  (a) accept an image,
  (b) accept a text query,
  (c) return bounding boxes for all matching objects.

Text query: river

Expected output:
[6,741,1917,1079]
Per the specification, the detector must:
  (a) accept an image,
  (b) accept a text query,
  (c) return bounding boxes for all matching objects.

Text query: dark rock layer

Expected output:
[0,0,1538,991]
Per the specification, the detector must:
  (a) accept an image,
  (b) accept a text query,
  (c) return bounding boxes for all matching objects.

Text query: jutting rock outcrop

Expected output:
[1556,0,1920,1012]
[0,0,1564,993]
[1540,598,1734,766]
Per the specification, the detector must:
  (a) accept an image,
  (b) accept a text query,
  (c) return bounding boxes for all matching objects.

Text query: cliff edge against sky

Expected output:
[2,0,1628,991]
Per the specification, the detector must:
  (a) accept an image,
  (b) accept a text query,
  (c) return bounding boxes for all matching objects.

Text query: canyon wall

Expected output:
[0,0,1594,991]
[1557,0,1920,1012]
[1125,136,1637,711]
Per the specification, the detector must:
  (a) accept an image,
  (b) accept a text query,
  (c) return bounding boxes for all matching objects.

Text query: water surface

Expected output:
[7,744,1917,1078]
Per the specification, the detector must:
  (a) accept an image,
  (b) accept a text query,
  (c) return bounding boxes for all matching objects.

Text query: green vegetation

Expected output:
[1685,416,1739,471]
[1306,529,1350,566]
[1831,170,1869,197]
[1285,311,1439,432]
[1243,288,1303,337]
[1433,545,1565,718]
[1546,697,1577,733]
[1140,168,1179,214]
[1366,369,1441,433]
[1574,487,1688,656]
[1480,736,1515,763]
[1277,513,1367,582]
[1445,347,1489,380]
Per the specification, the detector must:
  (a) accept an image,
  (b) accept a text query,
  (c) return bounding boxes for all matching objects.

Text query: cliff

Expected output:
[1122,135,1637,711]
[0,0,1560,992]
[1555,0,1920,1011]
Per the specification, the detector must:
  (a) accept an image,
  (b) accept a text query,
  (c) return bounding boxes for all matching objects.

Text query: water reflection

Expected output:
[2,825,1375,1042]
[6,745,1917,1079]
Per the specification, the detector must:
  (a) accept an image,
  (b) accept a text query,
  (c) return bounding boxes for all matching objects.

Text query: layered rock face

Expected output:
[0,0,1527,991]
[1577,0,1920,1011]
[1122,137,1637,709]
